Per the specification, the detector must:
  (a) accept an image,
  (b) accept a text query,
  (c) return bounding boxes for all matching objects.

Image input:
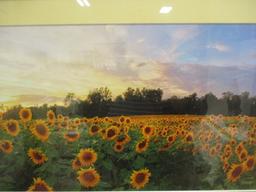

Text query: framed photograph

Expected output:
[0,0,256,191]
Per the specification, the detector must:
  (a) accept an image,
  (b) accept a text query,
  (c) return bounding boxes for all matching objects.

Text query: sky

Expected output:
[0,24,256,106]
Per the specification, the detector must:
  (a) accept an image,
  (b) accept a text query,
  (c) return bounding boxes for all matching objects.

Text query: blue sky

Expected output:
[0,24,255,106]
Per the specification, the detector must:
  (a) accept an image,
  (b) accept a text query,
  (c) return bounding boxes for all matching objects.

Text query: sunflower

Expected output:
[0,140,13,154]
[125,117,131,124]
[105,126,119,141]
[223,161,230,172]
[114,143,124,152]
[27,177,53,192]
[5,119,20,136]
[130,168,151,189]
[99,129,107,140]
[74,118,81,126]
[235,142,245,156]
[64,130,80,142]
[227,163,244,182]
[30,120,50,142]
[47,110,55,123]
[89,125,100,136]
[78,148,97,167]
[19,108,32,122]
[0,111,3,119]
[61,120,68,129]
[185,132,193,143]
[135,139,149,153]
[142,126,154,138]
[28,148,47,165]
[57,114,64,122]
[243,155,255,171]
[119,116,125,123]
[77,168,100,188]
[72,157,82,170]
[166,134,176,144]
[238,149,248,162]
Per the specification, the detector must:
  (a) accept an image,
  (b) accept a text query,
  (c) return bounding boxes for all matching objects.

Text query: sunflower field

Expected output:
[1,109,256,191]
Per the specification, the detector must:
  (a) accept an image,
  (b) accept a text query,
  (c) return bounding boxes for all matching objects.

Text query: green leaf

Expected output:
[102,159,113,170]
[133,156,145,169]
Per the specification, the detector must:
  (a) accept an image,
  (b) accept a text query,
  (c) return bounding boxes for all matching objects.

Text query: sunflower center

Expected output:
[138,140,146,149]
[22,111,30,119]
[36,124,47,135]
[247,159,254,168]
[91,126,99,133]
[34,183,48,191]
[135,173,146,184]
[49,113,54,119]
[33,152,43,160]
[83,152,93,161]
[168,136,174,142]
[145,127,151,134]
[107,129,115,138]
[83,172,96,182]
[116,145,122,150]
[8,122,17,132]
[186,135,193,142]
[75,159,81,166]
[240,152,246,160]
[1,142,10,150]
[232,166,242,178]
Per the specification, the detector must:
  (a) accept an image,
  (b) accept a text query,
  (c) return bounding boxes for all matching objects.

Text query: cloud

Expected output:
[207,43,230,52]
[162,62,256,97]
[0,25,255,106]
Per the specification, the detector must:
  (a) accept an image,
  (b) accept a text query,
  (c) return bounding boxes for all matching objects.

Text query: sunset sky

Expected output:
[0,25,256,106]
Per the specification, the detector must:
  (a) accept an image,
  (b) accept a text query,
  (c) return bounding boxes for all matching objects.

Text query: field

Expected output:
[1,109,256,191]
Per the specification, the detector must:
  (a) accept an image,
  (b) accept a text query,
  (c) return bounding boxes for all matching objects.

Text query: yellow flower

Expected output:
[89,125,100,136]
[0,140,13,154]
[119,116,126,123]
[78,148,97,167]
[64,130,80,142]
[114,143,124,153]
[19,108,32,122]
[77,168,100,188]
[27,177,53,192]
[227,163,244,182]
[135,139,149,153]
[30,120,50,142]
[28,148,47,165]
[166,134,176,144]
[105,126,119,141]
[130,168,151,189]
[142,126,154,138]
[243,155,255,172]
[185,132,193,143]
[72,157,82,170]
[5,119,20,136]
[57,114,64,122]
[0,111,3,119]
[47,110,56,123]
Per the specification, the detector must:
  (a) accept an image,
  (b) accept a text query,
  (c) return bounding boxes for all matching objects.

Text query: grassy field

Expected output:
[0,109,256,191]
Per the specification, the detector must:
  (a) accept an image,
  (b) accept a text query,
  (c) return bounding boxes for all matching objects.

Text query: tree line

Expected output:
[2,87,256,119]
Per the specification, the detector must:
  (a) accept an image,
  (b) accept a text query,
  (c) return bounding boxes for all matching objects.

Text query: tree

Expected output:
[141,88,163,103]
[87,87,112,104]
[86,87,112,117]
[64,93,76,106]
